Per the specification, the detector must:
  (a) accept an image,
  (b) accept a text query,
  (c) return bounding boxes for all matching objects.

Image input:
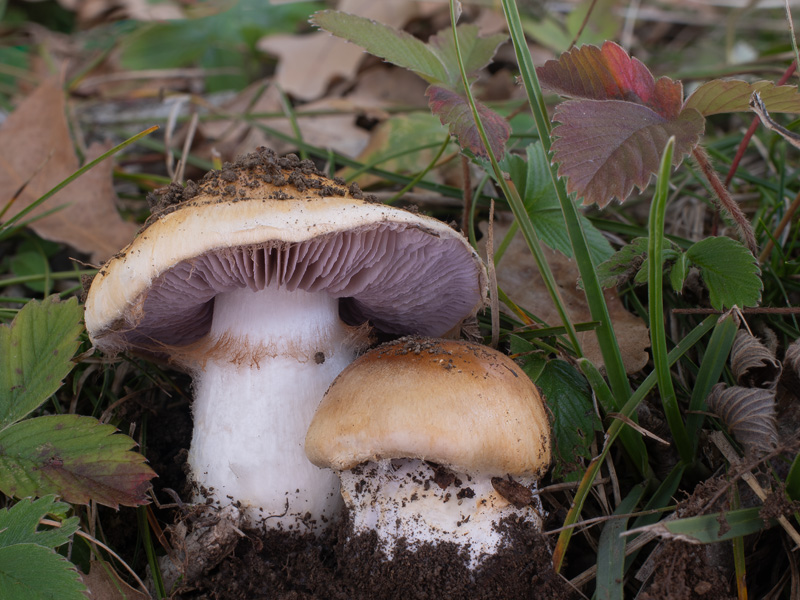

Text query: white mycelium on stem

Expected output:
[339,458,543,566]
[190,285,358,530]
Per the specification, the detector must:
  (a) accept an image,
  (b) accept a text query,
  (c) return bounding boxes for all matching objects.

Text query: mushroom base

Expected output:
[339,458,544,567]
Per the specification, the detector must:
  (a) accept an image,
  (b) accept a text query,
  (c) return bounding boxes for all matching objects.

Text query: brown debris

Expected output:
[730,330,782,389]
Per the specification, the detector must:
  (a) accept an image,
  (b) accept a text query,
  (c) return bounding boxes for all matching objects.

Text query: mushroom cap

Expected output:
[305,337,552,477]
[84,149,487,356]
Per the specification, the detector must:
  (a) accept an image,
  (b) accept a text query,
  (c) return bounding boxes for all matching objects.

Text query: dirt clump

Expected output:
[173,512,573,600]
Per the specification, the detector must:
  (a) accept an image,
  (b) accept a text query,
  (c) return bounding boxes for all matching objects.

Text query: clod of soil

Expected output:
[173,512,574,600]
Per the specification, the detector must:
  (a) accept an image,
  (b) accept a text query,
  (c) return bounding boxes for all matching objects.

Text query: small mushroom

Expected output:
[305,337,551,566]
[84,149,487,532]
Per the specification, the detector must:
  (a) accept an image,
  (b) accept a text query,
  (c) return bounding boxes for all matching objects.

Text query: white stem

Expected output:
[189,284,357,532]
[339,459,543,567]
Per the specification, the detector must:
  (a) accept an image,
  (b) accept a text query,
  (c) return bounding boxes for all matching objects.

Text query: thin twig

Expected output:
[40,518,152,597]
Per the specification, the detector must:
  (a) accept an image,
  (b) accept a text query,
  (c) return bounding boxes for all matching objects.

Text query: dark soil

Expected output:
[639,542,734,600]
[175,512,574,600]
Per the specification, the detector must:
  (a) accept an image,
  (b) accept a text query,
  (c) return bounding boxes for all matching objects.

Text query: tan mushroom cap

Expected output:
[305,337,552,477]
[84,149,487,356]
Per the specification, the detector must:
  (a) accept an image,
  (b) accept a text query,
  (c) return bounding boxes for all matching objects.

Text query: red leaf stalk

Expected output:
[693,146,757,255]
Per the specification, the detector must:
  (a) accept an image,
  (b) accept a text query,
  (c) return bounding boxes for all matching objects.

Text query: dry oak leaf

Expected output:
[0,78,138,262]
[257,0,420,101]
[479,217,649,374]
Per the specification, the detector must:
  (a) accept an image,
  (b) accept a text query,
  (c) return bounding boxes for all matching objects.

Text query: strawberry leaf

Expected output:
[685,80,800,116]
[425,25,508,88]
[551,100,704,206]
[426,85,510,158]
[0,297,83,427]
[538,42,706,206]
[0,496,79,550]
[311,12,505,90]
[311,10,447,84]
[685,237,762,310]
[0,414,156,509]
[0,544,86,600]
[537,41,683,118]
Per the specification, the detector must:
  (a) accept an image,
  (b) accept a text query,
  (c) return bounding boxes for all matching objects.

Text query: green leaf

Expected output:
[0,544,86,600]
[0,414,156,508]
[595,237,649,288]
[0,496,79,550]
[9,252,48,293]
[0,296,83,427]
[311,10,447,83]
[509,335,547,383]
[686,237,762,310]
[632,507,774,544]
[340,112,452,185]
[535,360,600,480]
[311,12,505,90]
[121,0,319,91]
[786,451,800,501]
[425,25,508,88]
[596,484,646,600]
[670,252,688,292]
[684,80,800,116]
[503,142,613,263]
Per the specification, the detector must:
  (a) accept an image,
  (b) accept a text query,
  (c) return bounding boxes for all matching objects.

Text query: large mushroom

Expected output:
[84,149,487,532]
[305,336,551,566]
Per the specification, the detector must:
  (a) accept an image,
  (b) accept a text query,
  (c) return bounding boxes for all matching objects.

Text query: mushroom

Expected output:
[305,336,551,566]
[83,149,487,532]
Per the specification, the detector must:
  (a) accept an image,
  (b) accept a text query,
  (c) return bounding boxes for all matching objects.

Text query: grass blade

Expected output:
[648,137,693,464]
[596,483,647,600]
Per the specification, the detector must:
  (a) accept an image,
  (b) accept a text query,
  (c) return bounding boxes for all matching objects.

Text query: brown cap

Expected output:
[84,149,487,357]
[305,337,551,477]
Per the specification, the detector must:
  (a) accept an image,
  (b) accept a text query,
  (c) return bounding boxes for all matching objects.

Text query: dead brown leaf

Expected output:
[79,559,149,600]
[479,217,650,374]
[55,0,183,25]
[256,0,421,102]
[0,78,138,262]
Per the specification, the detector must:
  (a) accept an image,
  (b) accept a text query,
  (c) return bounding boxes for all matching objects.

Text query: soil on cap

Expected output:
[176,512,574,600]
[143,148,367,228]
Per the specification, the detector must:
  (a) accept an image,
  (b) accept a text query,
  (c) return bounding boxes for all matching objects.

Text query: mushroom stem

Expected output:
[189,284,357,531]
[340,458,543,567]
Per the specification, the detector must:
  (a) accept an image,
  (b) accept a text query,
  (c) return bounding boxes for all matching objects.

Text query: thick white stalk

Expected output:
[340,459,543,567]
[189,284,356,532]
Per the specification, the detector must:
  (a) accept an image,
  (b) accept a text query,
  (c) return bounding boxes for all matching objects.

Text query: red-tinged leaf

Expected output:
[684,80,800,116]
[0,414,156,509]
[551,100,704,206]
[536,41,684,119]
[425,85,509,158]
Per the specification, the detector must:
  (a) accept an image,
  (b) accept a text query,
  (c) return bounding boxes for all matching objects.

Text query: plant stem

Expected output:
[693,146,757,255]
[500,0,632,407]
[448,0,585,358]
